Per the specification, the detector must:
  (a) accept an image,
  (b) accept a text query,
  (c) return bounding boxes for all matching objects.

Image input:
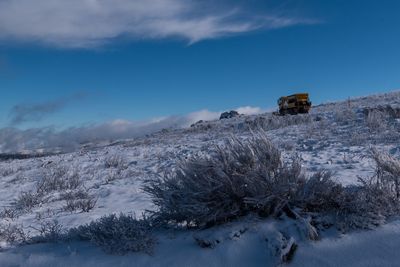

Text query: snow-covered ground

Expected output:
[1,91,400,266]
[2,219,400,267]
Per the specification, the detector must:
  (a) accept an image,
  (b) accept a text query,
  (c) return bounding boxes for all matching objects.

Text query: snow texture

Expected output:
[1,91,400,266]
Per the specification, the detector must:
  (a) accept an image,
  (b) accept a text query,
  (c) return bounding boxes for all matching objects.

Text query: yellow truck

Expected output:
[278,93,312,115]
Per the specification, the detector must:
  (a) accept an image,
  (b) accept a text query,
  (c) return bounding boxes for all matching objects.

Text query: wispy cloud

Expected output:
[9,92,87,125]
[0,0,315,48]
[0,105,266,153]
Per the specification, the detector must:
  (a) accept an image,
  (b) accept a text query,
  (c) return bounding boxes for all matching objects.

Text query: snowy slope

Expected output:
[1,91,400,266]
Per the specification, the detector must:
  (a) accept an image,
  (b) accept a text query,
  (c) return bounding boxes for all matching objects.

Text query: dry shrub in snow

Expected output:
[12,165,85,213]
[64,197,97,213]
[62,190,97,213]
[144,134,305,227]
[301,149,400,231]
[8,163,94,218]
[145,134,400,233]
[14,191,41,212]
[245,114,311,131]
[334,108,358,125]
[369,148,400,201]
[0,208,19,220]
[335,186,388,231]
[298,171,344,213]
[105,169,125,183]
[366,109,387,130]
[37,166,82,194]
[70,214,155,255]
[31,220,65,243]
[104,154,126,169]
[0,224,27,245]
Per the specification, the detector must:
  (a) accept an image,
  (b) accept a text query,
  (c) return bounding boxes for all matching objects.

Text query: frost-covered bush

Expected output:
[37,166,82,194]
[0,224,27,244]
[0,208,19,220]
[31,220,65,243]
[40,167,81,192]
[144,134,306,227]
[63,192,97,213]
[335,186,388,231]
[11,165,86,215]
[14,191,41,212]
[369,148,400,201]
[306,149,400,231]
[366,109,386,130]
[145,134,400,233]
[70,214,155,255]
[104,154,126,169]
[364,105,400,120]
[299,171,344,213]
[105,169,125,183]
[245,114,311,131]
[334,108,358,125]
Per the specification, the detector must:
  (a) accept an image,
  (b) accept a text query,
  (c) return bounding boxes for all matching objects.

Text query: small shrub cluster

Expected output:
[12,164,92,216]
[0,208,19,220]
[37,166,82,194]
[298,170,391,231]
[69,213,155,255]
[62,190,97,213]
[366,109,387,131]
[35,208,56,221]
[369,148,400,201]
[105,169,125,184]
[244,114,311,132]
[104,154,126,169]
[0,224,27,245]
[14,191,42,212]
[1,220,65,246]
[144,134,303,227]
[334,108,358,125]
[364,105,400,120]
[144,134,400,233]
[31,220,65,243]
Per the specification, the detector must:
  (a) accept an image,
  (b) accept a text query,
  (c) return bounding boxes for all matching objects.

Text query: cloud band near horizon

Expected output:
[1,104,267,153]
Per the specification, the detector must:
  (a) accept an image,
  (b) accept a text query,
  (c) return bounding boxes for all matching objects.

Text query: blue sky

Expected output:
[0,0,400,129]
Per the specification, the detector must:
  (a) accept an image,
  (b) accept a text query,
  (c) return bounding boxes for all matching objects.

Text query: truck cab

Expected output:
[278,93,312,115]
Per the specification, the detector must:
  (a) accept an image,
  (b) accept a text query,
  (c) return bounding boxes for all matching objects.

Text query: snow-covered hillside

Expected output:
[1,91,400,267]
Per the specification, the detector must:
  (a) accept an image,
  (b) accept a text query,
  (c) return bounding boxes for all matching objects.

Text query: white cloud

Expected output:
[186,109,220,123]
[0,0,314,48]
[236,106,264,116]
[0,105,268,153]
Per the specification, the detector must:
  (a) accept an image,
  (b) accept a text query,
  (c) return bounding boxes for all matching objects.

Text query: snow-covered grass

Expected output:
[1,91,400,266]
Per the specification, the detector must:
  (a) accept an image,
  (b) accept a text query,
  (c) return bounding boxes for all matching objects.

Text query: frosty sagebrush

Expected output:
[69,214,155,255]
[144,133,287,227]
[144,133,400,233]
